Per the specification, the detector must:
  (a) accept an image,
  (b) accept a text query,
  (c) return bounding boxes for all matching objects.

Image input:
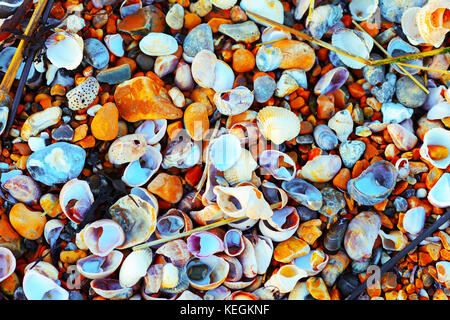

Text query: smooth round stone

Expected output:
[83,38,109,69]
[218,21,261,43]
[362,54,385,85]
[339,140,366,168]
[26,142,86,186]
[166,3,184,30]
[254,75,276,103]
[52,124,74,141]
[136,53,155,71]
[182,24,214,62]
[296,134,314,144]
[96,64,131,85]
[395,75,427,108]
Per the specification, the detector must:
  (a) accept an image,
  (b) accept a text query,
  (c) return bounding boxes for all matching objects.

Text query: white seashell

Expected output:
[0,247,15,282]
[187,232,224,258]
[349,0,379,21]
[253,235,273,274]
[139,33,178,56]
[24,261,59,280]
[416,0,450,48]
[331,28,373,69]
[403,206,426,236]
[238,236,258,278]
[419,128,450,169]
[211,0,237,9]
[428,173,450,208]
[223,149,258,185]
[379,230,408,251]
[387,37,423,75]
[223,229,246,257]
[104,34,124,57]
[259,206,300,242]
[291,249,329,278]
[45,32,83,70]
[0,106,9,136]
[427,101,450,120]
[395,158,410,179]
[77,251,123,280]
[259,150,296,181]
[45,64,59,86]
[436,261,450,284]
[228,217,259,230]
[135,119,167,145]
[240,0,284,25]
[83,219,125,256]
[328,109,353,142]
[122,145,162,187]
[23,270,69,300]
[301,155,342,183]
[65,14,86,33]
[44,219,65,247]
[59,178,94,224]
[119,248,152,288]
[264,264,304,293]
[91,279,133,300]
[214,86,254,116]
[257,106,301,145]
[212,60,235,92]
[130,187,159,212]
[209,134,242,171]
[191,50,217,88]
[401,7,426,45]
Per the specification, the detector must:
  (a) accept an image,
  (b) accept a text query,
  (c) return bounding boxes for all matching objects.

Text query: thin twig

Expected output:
[369,47,450,66]
[307,0,315,21]
[256,37,288,47]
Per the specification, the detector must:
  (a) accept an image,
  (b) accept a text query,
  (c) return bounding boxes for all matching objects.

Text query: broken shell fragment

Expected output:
[23,270,69,300]
[379,230,408,251]
[419,128,450,169]
[214,86,254,116]
[282,178,323,211]
[59,178,94,224]
[259,150,296,181]
[349,0,379,21]
[90,279,133,300]
[428,173,450,208]
[223,149,258,185]
[107,134,148,165]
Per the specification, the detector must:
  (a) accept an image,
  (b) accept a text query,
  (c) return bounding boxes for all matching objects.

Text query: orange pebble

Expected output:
[232,48,255,73]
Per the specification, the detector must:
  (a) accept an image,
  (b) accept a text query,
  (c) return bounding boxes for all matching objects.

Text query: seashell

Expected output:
[305,277,331,300]
[428,173,450,208]
[209,134,242,171]
[387,123,418,151]
[76,251,123,280]
[301,155,342,183]
[261,181,288,209]
[344,211,381,261]
[122,145,162,187]
[402,207,426,236]
[155,209,193,239]
[143,264,163,295]
[66,77,100,111]
[190,204,225,226]
[211,0,237,10]
[379,230,408,251]
[306,5,343,39]
[214,185,273,220]
[220,254,243,282]
[401,7,426,45]
[347,160,397,206]
[387,37,423,75]
[23,261,58,281]
[185,255,229,290]
[120,0,142,18]
[349,0,379,21]
[202,164,228,206]
[23,270,69,300]
[417,0,450,47]
[264,265,304,293]
[228,291,259,300]
[223,229,246,257]
[104,34,124,57]
[314,67,349,96]
[156,240,191,269]
[288,281,310,300]
[332,28,373,69]
[119,248,152,288]
[191,50,217,88]
[240,0,284,25]
[381,102,414,124]
[187,231,224,258]
[213,86,254,116]
[0,106,8,136]
[259,206,300,242]
[0,247,15,282]
[292,249,329,278]
[255,46,283,72]
[135,119,167,145]
[83,219,125,256]
[282,178,323,211]
[160,263,190,294]
[259,150,296,181]
[162,134,201,169]
[3,174,40,205]
[313,125,339,151]
[139,33,178,56]
[59,178,94,224]
[91,279,133,300]
[427,54,450,80]
[154,55,179,78]
[237,236,258,278]
[436,261,450,285]
[107,133,148,165]
[130,187,159,212]
[45,32,83,70]
[204,286,232,300]
[253,235,274,274]
[321,250,350,287]
[419,128,450,169]
[224,149,258,185]
[44,219,65,247]
[427,102,450,120]
[395,158,410,179]
[328,110,353,142]
[256,106,301,145]
[109,194,157,249]
[261,27,292,45]
[212,60,235,92]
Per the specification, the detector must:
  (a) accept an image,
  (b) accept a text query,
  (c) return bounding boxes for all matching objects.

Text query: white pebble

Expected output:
[28,137,47,152]
[416,188,427,198]
[87,104,102,117]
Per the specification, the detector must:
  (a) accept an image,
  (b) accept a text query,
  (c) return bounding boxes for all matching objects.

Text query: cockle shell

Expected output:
[119,248,152,287]
[301,155,342,183]
[349,0,379,21]
[402,7,426,45]
[256,106,301,145]
[45,32,83,70]
[76,251,123,279]
[66,77,100,111]
[328,109,354,142]
[139,33,178,56]
[419,128,450,169]
[90,279,133,300]
[59,178,94,224]
[259,206,300,242]
[331,28,373,69]
[213,86,254,116]
[23,270,69,300]
[109,194,157,249]
[107,134,148,165]
[282,178,323,211]
[379,230,408,251]
[223,149,258,185]
[187,232,224,258]
[0,247,15,282]
[3,174,41,205]
[306,5,343,39]
[122,145,162,187]
[387,37,423,74]
[344,211,381,261]
[185,255,229,290]
[259,150,296,181]
[314,67,349,96]
[428,173,450,208]
[209,134,242,171]
[347,160,397,205]
[82,219,125,256]
[416,0,450,47]
[214,185,273,220]
[264,265,304,293]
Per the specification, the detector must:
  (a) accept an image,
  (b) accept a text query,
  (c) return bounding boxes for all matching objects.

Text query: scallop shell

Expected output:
[76,250,123,279]
[185,256,230,290]
[282,178,323,211]
[314,67,349,96]
[0,247,16,282]
[419,128,450,169]
[379,230,408,251]
[349,0,379,21]
[331,28,373,69]
[23,270,69,300]
[417,0,450,47]
[387,37,423,75]
[344,211,381,261]
[301,155,342,183]
[214,86,254,116]
[119,248,153,288]
[139,33,178,56]
[122,145,162,187]
[90,279,133,300]
[107,133,148,165]
[259,150,296,181]
[428,173,450,208]
[209,134,242,171]
[259,206,300,242]
[66,77,100,111]
[401,7,426,45]
[256,106,301,145]
[59,178,94,224]
[187,231,224,258]
[45,32,83,70]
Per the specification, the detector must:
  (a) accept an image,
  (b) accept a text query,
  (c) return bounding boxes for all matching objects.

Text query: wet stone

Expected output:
[371,72,396,103]
[69,291,85,300]
[26,142,86,186]
[218,21,261,43]
[97,64,131,85]
[52,124,74,141]
[183,24,214,62]
[362,54,385,85]
[395,75,427,108]
[117,5,166,37]
[339,140,366,168]
[83,38,109,70]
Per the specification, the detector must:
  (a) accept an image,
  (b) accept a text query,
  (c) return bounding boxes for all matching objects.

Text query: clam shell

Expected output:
[185,256,229,290]
[59,178,94,224]
[301,155,342,183]
[256,106,301,145]
[259,206,300,242]
[428,173,450,208]
[107,134,148,165]
[122,145,162,187]
[91,279,133,300]
[344,211,381,261]
[139,33,178,56]
[213,86,254,116]
[387,37,423,74]
[135,120,167,145]
[24,261,58,280]
[77,250,123,279]
[379,230,408,251]
[223,149,258,185]
[83,219,125,256]
[282,178,323,211]
[209,134,242,171]
[314,67,349,95]
[119,248,153,288]
[403,207,426,235]
[187,231,224,258]
[331,28,373,69]
[401,7,426,45]
[349,0,379,21]
[0,247,16,282]
[307,5,343,39]
[347,160,398,205]
[419,128,450,169]
[23,270,69,300]
[45,32,83,70]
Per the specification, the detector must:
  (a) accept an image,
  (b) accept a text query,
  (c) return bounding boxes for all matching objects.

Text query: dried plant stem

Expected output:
[369,47,450,66]
[256,37,288,47]
[307,0,315,21]
[352,20,429,94]
[132,202,282,251]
